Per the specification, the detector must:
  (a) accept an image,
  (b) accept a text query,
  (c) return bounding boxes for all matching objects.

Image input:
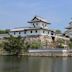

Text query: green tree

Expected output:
[68,41,72,49]
[0,29,10,34]
[5,29,10,34]
[56,39,65,48]
[55,29,62,34]
[30,40,41,49]
[23,41,31,51]
[3,36,28,55]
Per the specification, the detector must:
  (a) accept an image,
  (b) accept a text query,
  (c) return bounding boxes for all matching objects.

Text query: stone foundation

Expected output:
[24,35,69,49]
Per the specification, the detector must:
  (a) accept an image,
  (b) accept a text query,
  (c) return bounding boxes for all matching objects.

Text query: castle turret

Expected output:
[28,16,50,29]
[10,16,55,38]
[65,19,72,38]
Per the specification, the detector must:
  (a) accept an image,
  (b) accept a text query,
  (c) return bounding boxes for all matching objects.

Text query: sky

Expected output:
[0,0,72,32]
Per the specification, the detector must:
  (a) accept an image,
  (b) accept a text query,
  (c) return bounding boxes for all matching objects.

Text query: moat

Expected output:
[0,56,72,72]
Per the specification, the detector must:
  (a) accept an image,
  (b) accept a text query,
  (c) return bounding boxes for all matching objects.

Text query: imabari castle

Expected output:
[10,16,55,38]
[10,16,69,48]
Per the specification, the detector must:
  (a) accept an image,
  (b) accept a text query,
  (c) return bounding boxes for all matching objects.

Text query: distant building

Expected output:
[10,16,55,38]
[64,19,72,38]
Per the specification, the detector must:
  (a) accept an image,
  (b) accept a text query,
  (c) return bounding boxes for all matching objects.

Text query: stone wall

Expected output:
[24,35,69,49]
[24,35,54,48]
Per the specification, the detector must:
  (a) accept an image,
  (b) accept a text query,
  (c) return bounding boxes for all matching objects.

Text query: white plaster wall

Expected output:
[10,29,55,37]
[37,22,48,29]
[10,32,21,37]
[26,30,41,36]
[39,30,49,35]
[30,22,48,29]
[10,30,41,37]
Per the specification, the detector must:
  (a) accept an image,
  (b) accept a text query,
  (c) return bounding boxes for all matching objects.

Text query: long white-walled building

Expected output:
[10,16,55,37]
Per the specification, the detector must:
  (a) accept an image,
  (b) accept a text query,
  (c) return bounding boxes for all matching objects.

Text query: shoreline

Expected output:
[20,53,71,57]
[21,49,72,57]
[1,53,72,57]
[1,49,72,57]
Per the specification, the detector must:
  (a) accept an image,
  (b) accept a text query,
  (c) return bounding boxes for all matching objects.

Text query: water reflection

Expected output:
[28,57,72,72]
[62,57,68,72]
[0,56,72,72]
[1,56,29,72]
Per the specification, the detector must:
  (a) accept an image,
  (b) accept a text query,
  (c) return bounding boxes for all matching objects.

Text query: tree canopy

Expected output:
[3,36,42,55]
[55,29,62,34]
[3,36,27,55]
[0,29,10,34]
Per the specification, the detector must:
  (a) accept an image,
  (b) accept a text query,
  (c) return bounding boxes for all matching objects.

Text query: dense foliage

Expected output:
[55,29,62,34]
[3,36,26,55]
[68,40,72,48]
[3,36,42,55]
[30,40,41,49]
[0,29,9,34]
[56,39,65,48]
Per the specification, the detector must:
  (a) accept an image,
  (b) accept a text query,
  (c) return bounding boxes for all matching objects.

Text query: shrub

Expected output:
[30,40,41,49]
[68,41,72,49]
[3,36,28,55]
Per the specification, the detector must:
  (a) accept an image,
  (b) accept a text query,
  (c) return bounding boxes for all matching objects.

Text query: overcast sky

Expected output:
[0,0,72,32]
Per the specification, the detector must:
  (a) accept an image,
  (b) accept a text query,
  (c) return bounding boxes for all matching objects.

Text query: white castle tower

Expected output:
[28,16,50,29]
[10,16,55,37]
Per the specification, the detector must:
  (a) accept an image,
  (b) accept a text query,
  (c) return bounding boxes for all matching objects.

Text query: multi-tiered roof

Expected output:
[10,16,51,32]
[28,16,50,24]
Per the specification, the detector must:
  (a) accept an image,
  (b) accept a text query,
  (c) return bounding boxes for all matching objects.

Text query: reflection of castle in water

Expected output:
[28,57,69,72]
[0,56,71,72]
[28,57,56,72]
[39,57,53,72]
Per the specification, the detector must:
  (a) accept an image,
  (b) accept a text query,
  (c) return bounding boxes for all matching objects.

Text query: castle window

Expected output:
[42,24,44,26]
[42,24,45,27]
[24,31,26,34]
[33,23,34,26]
[31,30,32,33]
[19,32,21,34]
[14,32,16,35]
[35,30,37,33]
[48,31,49,34]
[51,31,54,35]
[33,23,35,27]
[43,31,45,33]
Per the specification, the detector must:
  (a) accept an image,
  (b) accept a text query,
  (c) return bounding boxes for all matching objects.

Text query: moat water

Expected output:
[0,56,72,72]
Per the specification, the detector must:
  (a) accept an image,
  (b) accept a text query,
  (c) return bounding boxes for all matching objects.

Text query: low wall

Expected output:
[26,52,68,56]
[1,49,72,57]
[22,49,72,57]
